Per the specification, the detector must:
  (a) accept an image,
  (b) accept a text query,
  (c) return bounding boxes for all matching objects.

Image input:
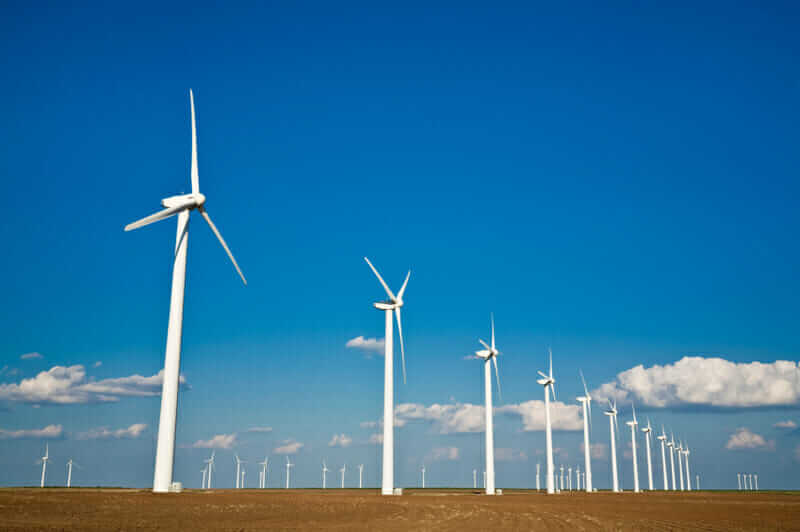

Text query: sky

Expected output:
[0,1,799,490]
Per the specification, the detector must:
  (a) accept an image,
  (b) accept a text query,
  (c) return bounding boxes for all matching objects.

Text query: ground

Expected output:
[1,488,798,531]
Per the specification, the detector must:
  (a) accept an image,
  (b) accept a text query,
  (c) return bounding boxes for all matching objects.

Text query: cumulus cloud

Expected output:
[774,420,797,429]
[0,424,63,439]
[0,365,188,405]
[497,400,583,431]
[593,356,800,409]
[346,336,385,357]
[193,434,237,449]
[427,447,460,461]
[246,426,273,433]
[496,448,527,462]
[369,433,383,444]
[395,403,484,433]
[274,439,304,454]
[20,352,43,360]
[78,423,147,440]
[580,442,608,460]
[725,428,775,451]
[328,433,353,447]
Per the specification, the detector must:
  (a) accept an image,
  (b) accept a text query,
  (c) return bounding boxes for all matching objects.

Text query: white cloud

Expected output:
[20,352,43,360]
[92,361,102,368]
[246,426,273,433]
[580,442,608,460]
[78,423,147,440]
[369,433,383,444]
[395,402,484,433]
[0,424,63,439]
[497,400,583,431]
[427,447,460,461]
[594,356,800,409]
[496,448,527,462]
[274,439,304,454]
[774,420,797,429]
[725,427,775,451]
[328,433,353,447]
[346,336,385,357]
[193,434,237,449]
[0,365,188,405]
[360,421,378,429]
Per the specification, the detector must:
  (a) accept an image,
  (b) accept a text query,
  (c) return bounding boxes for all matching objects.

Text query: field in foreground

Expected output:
[1,488,799,531]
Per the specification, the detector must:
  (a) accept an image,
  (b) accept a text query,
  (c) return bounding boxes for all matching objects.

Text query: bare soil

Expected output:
[1,488,798,531]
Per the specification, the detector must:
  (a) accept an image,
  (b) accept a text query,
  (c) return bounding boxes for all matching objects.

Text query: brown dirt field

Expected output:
[0,488,798,531]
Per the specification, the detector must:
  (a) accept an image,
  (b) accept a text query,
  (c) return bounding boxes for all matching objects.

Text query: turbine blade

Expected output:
[397,270,411,299]
[199,208,247,285]
[492,356,501,401]
[537,370,548,379]
[395,307,407,384]
[632,402,637,424]
[479,339,491,350]
[550,382,557,402]
[490,313,495,350]
[549,347,553,378]
[190,89,199,195]
[364,257,396,301]
[579,369,589,398]
[124,203,189,231]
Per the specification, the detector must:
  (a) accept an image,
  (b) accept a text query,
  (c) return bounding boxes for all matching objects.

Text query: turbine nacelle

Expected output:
[373,301,400,311]
[160,192,206,210]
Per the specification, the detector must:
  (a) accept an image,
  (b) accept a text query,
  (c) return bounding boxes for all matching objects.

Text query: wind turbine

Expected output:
[204,451,215,489]
[576,465,581,490]
[241,469,246,489]
[125,91,247,493]
[201,467,207,490]
[234,455,246,489]
[535,463,540,491]
[737,473,742,490]
[559,465,564,492]
[577,370,594,493]
[286,457,294,489]
[39,444,50,488]
[683,444,691,491]
[364,257,409,496]
[676,440,685,491]
[322,460,329,489]
[340,464,346,489]
[536,349,557,494]
[754,474,758,490]
[604,399,620,492]
[473,469,477,489]
[421,464,426,489]
[696,474,699,490]
[626,403,640,493]
[667,433,677,490]
[258,457,269,489]
[66,459,78,488]
[358,464,364,489]
[474,314,502,495]
[568,467,572,491]
[641,419,654,491]
[657,426,668,490]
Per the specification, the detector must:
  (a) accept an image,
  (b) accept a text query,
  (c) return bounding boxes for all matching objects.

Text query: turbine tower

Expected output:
[667,433,677,490]
[657,426,668,490]
[322,460,329,489]
[285,457,294,489]
[737,473,742,490]
[641,419,654,491]
[676,440,685,491]
[604,399,620,493]
[473,469,477,489]
[39,444,50,488]
[625,403,640,493]
[201,467,207,490]
[535,463,540,491]
[234,455,245,489]
[66,459,77,488]
[536,349,557,494]
[577,370,593,493]
[364,257,409,496]
[421,464,426,489]
[340,464,346,489]
[474,314,502,495]
[358,464,364,489]
[258,457,269,489]
[204,451,215,489]
[241,469,245,489]
[683,445,691,491]
[125,90,247,493]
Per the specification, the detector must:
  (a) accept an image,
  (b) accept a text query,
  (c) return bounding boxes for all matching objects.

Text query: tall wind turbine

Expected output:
[66,459,78,488]
[683,444,691,491]
[421,464,426,489]
[39,444,50,488]
[125,90,247,493]
[577,370,593,493]
[536,349,557,494]
[657,426,668,490]
[641,419,654,491]
[358,464,364,489]
[535,463,540,491]
[626,403,640,493]
[258,457,269,489]
[322,460,329,489]
[473,469,477,489]
[241,469,246,489]
[676,440,685,491]
[364,257,409,496]
[604,399,620,492]
[340,464,346,489]
[204,451,215,489]
[201,467,207,490]
[474,314,502,495]
[667,433,677,490]
[234,455,245,489]
[286,457,294,489]
[737,473,742,490]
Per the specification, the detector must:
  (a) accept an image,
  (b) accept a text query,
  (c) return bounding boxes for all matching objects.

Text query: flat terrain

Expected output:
[1,488,798,531]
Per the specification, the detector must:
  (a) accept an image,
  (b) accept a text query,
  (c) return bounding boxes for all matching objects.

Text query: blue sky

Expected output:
[1,1,799,490]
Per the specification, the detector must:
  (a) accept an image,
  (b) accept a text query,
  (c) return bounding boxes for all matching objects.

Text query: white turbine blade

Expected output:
[492,356,502,401]
[490,313,495,350]
[397,270,411,299]
[190,89,199,194]
[537,370,548,380]
[579,369,589,398]
[632,402,637,424]
[548,347,553,378]
[478,339,491,351]
[199,207,247,285]
[364,257,396,301]
[550,382,557,402]
[395,307,407,384]
[124,203,189,231]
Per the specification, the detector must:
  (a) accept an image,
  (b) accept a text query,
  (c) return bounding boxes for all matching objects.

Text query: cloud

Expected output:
[496,448,527,462]
[497,400,583,431]
[92,361,102,368]
[193,434,237,449]
[593,357,800,409]
[78,423,147,440]
[427,447,460,461]
[328,433,353,447]
[346,336,385,357]
[0,424,63,439]
[0,366,19,378]
[774,420,797,429]
[0,365,188,405]
[369,433,383,444]
[725,427,775,451]
[580,442,608,460]
[20,352,43,360]
[273,439,304,454]
[360,421,378,429]
[395,403,484,433]
[245,426,273,433]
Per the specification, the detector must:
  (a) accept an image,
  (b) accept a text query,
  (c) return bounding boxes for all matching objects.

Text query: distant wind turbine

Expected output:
[473,469,477,489]
[683,444,691,491]
[641,419,654,491]
[364,257,409,496]
[474,314,502,495]
[204,451,215,489]
[535,463,540,491]
[340,464,346,489]
[234,455,246,489]
[536,349,557,494]
[421,464,426,489]
[201,467,207,490]
[125,90,247,493]
[358,464,364,489]
[604,399,620,492]
[39,444,50,488]
[626,403,640,493]
[677,440,685,491]
[286,457,294,489]
[258,457,269,489]
[666,433,677,490]
[322,460,329,489]
[577,370,594,492]
[66,459,78,488]
[657,426,669,490]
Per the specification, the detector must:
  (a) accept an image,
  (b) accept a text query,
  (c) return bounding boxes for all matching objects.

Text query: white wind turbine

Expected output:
[241,469,246,489]
[358,464,364,489]
[201,467,207,490]
[626,403,640,493]
[234,455,246,489]
[66,459,78,488]
[258,457,269,489]
[474,314,502,495]
[641,419,654,491]
[666,433,677,490]
[535,463,540,491]
[340,464,346,489]
[604,399,620,492]
[322,460,329,489]
[576,465,581,490]
[286,457,294,489]
[39,444,50,488]
[473,469,477,489]
[125,90,247,493]
[421,464,426,488]
[577,370,593,492]
[737,473,742,490]
[204,451,215,489]
[677,440,685,491]
[657,426,668,490]
[364,257,409,496]
[683,444,691,491]
[536,349,557,494]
